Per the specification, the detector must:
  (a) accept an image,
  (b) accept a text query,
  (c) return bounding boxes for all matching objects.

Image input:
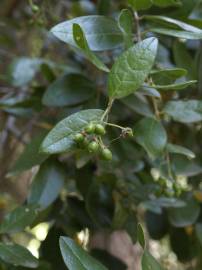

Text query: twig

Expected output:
[134,12,141,42]
[101,99,114,122]
[166,151,174,181]
[151,96,160,120]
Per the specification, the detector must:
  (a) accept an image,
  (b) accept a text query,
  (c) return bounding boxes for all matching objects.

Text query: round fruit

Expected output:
[88,141,99,153]
[101,148,112,161]
[85,123,95,134]
[173,183,181,197]
[74,133,84,143]
[32,4,39,12]
[158,178,167,187]
[79,138,89,149]
[95,124,106,136]
[165,189,174,197]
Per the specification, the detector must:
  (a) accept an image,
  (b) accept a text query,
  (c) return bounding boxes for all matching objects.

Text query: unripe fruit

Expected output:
[85,123,95,134]
[101,148,112,161]
[74,133,84,143]
[95,124,106,135]
[32,4,39,12]
[173,183,181,197]
[158,178,167,187]
[79,138,89,149]
[155,188,163,197]
[88,141,99,153]
[165,189,174,198]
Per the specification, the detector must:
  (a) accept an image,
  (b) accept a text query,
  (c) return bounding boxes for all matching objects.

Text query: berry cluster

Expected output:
[155,178,182,197]
[73,122,112,161]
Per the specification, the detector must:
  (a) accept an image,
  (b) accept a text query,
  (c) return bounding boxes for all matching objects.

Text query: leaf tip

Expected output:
[59,236,66,249]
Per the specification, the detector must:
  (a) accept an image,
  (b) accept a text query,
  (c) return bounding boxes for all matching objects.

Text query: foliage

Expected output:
[1,0,202,269]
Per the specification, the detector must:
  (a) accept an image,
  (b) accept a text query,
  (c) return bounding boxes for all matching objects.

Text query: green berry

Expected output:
[79,138,89,149]
[165,189,174,198]
[158,178,167,187]
[85,123,95,134]
[173,183,181,197]
[95,124,106,136]
[74,133,84,143]
[88,141,99,153]
[32,4,39,12]
[173,182,179,191]
[101,148,112,161]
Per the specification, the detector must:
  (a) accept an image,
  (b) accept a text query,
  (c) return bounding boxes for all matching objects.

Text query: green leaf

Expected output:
[72,24,109,72]
[108,37,158,99]
[59,236,108,270]
[121,94,154,117]
[145,15,202,33]
[163,100,202,123]
[168,196,200,227]
[118,9,133,49]
[0,242,38,268]
[150,68,188,85]
[142,198,186,214]
[86,179,114,228]
[42,74,95,107]
[173,41,196,80]
[195,223,202,246]
[8,133,49,177]
[170,227,197,263]
[113,202,137,243]
[140,86,161,98]
[146,211,169,240]
[0,205,38,234]
[168,0,198,18]
[28,159,65,210]
[129,0,181,11]
[40,63,56,82]
[173,156,202,177]
[66,197,94,229]
[134,117,167,158]
[98,0,111,15]
[149,27,202,39]
[151,68,187,80]
[142,250,164,270]
[167,143,195,159]
[151,80,197,90]
[41,109,104,154]
[91,249,127,270]
[51,16,123,51]
[128,0,152,10]
[137,223,145,249]
[152,0,181,7]
[7,57,42,87]
[124,214,138,243]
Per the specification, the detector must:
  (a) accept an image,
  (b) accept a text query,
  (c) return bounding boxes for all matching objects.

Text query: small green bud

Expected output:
[88,141,99,153]
[74,133,84,143]
[101,148,112,161]
[127,129,133,138]
[85,123,95,134]
[95,124,106,136]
